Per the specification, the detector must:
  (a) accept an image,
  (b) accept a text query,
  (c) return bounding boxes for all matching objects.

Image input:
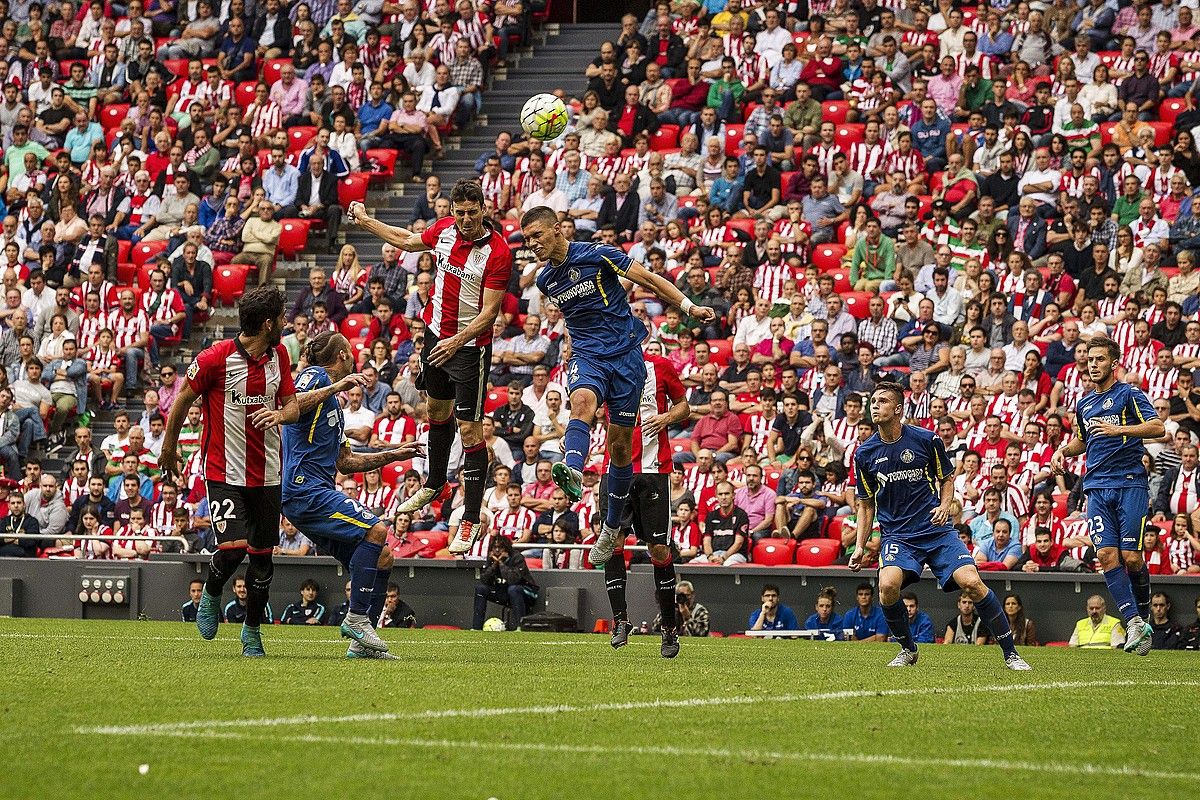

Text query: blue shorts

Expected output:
[283,486,380,567]
[881,527,976,593]
[1084,486,1149,552]
[564,348,646,427]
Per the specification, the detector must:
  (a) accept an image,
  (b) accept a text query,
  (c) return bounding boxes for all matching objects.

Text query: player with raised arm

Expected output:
[850,382,1031,670]
[346,182,511,556]
[601,352,690,657]
[1050,337,1165,656]
[268,331,424,659]
[159,287,298,658]
[518,205,716,568]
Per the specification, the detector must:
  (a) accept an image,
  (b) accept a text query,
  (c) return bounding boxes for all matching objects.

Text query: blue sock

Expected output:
[1103,566,1139,624]
[367,568,391,627]
[604,461,634,530]
[563,419,591,473]
[975,589,1017,658]
[882,599,916,652]
[348,540,383,615]
[1129,565,1151,620]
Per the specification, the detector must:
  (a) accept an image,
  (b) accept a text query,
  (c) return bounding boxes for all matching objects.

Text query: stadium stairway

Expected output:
[44,23,612,480]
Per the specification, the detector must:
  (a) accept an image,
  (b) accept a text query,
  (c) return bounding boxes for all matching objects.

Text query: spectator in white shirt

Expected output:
[517,169,568,218]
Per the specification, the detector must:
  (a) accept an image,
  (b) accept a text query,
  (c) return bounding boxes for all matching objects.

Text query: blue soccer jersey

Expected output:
[854,424,954,540]
[282,366,343,497]
[535,242,646,359]
[1074,382,1156,492]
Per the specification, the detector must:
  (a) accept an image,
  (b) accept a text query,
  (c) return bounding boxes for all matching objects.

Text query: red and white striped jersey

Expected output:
[1096,294,1129,321]
[72,280,117,310]
[329,266,368,299]
[479,169,512,210]
[186,338,296,487]
[1174,342,1200,363]
[743,412,773,455]
[1144,367,1179,402]
[1168,536,1196,572]
[1057,364,1086,413]
[1111,55,1135,85]
[684,465,714,496]
[1122,340,1161,377]
[632,354,686,474]
[76,311,105,351]
[808,142,842,179]
[829,417,858,448]
[771,217,812,258]
[77,524,115,560]
[106,308,150,349]
[141,288,185,334]
[1020,512,1066,547]
[358,485,395,512]
[954,50,993,79]
[1163,469,1199,516]
[247,101,282,139]
[737,51,769,88]
[953,470,990,504]
[1058,166,1100,198]
[847,141,887,180]
[492,505,536,541]
[453,11,490,51]
[87,343,119,372]
[986,392,1020,428]
[1141,304,1165,327]
[372,414,415,445]
[884,147,924,181]
[976,484,1029,518]
[175,79,209,115]
[545,148,589,173]
[429,31,461,66]
[63,476,88,506]
[149,498,179,533]
[591,155,625,185]
[1145,165,1178,202]
[419,216,513,346]
[722,32,746,60]
[752,261,794,304]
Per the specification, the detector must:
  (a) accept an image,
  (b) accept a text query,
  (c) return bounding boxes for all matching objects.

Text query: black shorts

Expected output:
[599,473,671,549]
[419,330,491,422]
[206,481,282,552]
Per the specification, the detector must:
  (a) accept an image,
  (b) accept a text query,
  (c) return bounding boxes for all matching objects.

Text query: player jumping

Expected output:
[600,352,690,657]
[518,206,715,569]
[262,331,424,659]
[1050,337,1165,656]
[346,181,511,556]
[850,382,1032,670]
[160,287,298,658]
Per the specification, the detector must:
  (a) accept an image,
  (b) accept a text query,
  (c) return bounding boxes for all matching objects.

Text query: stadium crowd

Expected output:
[3,0,1200,641]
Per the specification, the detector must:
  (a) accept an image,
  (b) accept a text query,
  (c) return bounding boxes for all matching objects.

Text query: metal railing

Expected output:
[1,533,189,545]
[511,543,649,552]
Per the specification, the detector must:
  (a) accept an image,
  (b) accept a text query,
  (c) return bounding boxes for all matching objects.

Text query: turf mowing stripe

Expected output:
[77,679,1200,736]
[128,730,1200,783]
[0,631,595,646]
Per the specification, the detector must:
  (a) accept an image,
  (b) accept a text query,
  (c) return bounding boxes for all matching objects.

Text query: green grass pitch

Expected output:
[1,617,1196,800]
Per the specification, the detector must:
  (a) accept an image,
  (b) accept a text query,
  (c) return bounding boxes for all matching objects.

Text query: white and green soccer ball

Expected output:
[482,617,506,632]
[521,93,569,141]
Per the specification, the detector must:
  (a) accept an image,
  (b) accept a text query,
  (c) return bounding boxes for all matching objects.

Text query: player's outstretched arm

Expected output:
[848,497,875,571]
[346,201,429,252]
[290,373,369,416]
[1050,436,1086,474]
[336,441,425,474]
[623,262,717,324]
[159,382,200,480]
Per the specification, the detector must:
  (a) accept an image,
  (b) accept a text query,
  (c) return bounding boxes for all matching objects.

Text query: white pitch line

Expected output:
[119,729,1200,783]
[76,679,1200,736]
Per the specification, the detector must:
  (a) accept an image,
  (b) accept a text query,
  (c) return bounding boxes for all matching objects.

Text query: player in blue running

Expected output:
[1050,337,1165,657]
[851,382,1032,670]
[261,331,423,659]
[519,206,716,566]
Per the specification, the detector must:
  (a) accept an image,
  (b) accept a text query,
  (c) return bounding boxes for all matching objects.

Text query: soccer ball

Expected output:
[482,617,506,632]
[521,93,569,141]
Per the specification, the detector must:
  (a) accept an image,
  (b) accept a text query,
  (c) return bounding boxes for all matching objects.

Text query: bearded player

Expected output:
[1051,337,1165,656]
[160,286,297,658]
[347,181,511,556]
[851,382,1032,670]
[519,205,715,569]
[599,352,690,658]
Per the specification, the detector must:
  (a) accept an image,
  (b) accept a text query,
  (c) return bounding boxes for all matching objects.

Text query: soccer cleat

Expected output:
[347,640,400,660]
[610,618,633,649]
[240,625,265,657]
[886,648,919,667]
[196,589,220,640]
[660,627,680,659]
[1005,653,1033,671]
[447,518,484,555]
[396,483,452,515]
[1123,616,1152,656]
[588,523,622,566]
[550,462,584,502]
[340,612,389,653]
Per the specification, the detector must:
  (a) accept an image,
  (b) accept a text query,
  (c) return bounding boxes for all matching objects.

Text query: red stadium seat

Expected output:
[235,81,257,110]
[764,468,782,490]
[1147,121,1172,147]
[742,101,760,122]
[779,170,797,194]
[381,462,408,487]
[277,219,311,258]
[340,313,371,340]
[725,218,755,236]
[99,103,129,131]
[288,126,317,154]
[844,292,873,319]
[263,58,290,85]
[822,101,849,125]
[828,269,851,293]
[136,262,156,288]
[212,265,249,306]
[131,240,167,267]
[708,339,732,365]
[1098,51,1120,67]
[669,437,689,455]
[484,385,508,414]
[338,173,370,207]
[162,58,190,79]
[834,123,864,149]
[793,538,841,566]
[412,531,449,558]
[826,516,844,542]
[116,262,137,285]
[116,239,131,263]
[724,123,745,155]
[665,78,688,98]
[1160,98,1188,124]
[1098,121,1118,145]
[524,557,544,570]
[1052,492,1069,520]
[812,243,847,271]
[364,148,397,183]
[650,124,680,150]
[679,194,699,210]
[752,538,796,566]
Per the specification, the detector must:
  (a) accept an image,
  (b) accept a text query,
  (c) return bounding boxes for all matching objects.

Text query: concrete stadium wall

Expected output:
[1,556,1198,642]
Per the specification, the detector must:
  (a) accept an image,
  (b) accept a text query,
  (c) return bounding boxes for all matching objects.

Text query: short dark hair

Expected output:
[873,381,905,406]
[300,578,319,592]
[305,330,348,367]
[450,178,485,207]
[238,286,287,337]
[1087,335,1121,363]
[520,204,559,229]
